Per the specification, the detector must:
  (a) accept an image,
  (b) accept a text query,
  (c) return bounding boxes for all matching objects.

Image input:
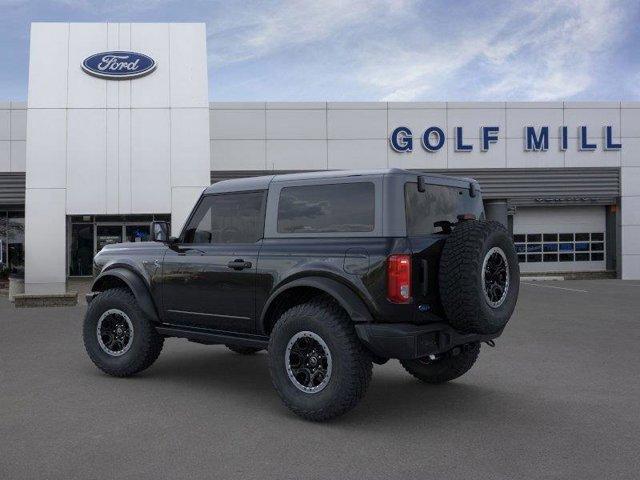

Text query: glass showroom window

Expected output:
[7,212,25,274]
[68,214,170,277]
[0,211,25,277]
[513,233,605,264]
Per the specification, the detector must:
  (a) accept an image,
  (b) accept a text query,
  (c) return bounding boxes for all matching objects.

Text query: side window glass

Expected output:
[277,182,375,234]
[183,192,265,244]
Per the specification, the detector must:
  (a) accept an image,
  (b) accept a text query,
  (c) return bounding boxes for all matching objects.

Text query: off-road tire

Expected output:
[439,220,519,334]
[268,298,373,421]
[83,288,164,377]
[226,345,263,355]
[400,343,480,384]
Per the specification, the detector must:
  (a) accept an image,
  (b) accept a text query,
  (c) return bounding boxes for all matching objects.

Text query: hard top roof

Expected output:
[204,168,476,194]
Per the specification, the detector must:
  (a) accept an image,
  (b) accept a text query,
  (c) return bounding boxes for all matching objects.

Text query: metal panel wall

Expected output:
[0,172,26,206]
[211,168,621,206]
[429,168,620,206]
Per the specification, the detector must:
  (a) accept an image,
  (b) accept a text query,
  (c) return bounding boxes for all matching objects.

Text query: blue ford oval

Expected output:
[82,51,156,79]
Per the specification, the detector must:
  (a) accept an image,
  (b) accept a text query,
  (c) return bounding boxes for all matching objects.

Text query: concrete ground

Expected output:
[1,280,639,480]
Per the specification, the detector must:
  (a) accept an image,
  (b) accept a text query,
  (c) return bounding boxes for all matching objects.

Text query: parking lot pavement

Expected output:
[1,280,640,480]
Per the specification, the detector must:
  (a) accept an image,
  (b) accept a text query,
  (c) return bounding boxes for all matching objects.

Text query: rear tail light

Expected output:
[387,254,412,303]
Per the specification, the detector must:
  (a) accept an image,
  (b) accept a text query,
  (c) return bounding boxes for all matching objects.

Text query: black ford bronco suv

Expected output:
[83,169,519,421]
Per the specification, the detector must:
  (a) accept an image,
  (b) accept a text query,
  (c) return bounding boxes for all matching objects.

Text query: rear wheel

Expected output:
[400,343,480,384]
[83,288,164,377]
[268,299,372,421]
[226,345,263,355]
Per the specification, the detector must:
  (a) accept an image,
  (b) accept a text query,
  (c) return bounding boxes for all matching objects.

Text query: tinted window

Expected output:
[277,183,375,234]
[405,183,484,235]
[183,192,264,244]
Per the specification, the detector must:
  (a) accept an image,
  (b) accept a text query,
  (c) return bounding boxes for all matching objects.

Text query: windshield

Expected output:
[405,182,484,235]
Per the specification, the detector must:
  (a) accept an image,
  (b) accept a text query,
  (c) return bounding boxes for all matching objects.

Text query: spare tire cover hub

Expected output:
[482,246,509,308]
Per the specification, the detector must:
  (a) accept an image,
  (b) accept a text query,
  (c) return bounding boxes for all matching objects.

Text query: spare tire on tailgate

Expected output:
[438,220,519,334]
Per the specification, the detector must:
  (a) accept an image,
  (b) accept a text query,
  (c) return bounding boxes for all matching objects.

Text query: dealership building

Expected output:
[1,22,640,295]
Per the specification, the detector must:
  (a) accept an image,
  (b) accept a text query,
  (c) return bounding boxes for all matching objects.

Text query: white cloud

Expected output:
[208,0,629,101]
[360,35,490,101]
[356,0,627,101]
[208,0,412,66]
[480,0,625,100]
[36,0,174,11]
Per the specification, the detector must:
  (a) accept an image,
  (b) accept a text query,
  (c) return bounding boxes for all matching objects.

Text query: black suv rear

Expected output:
[83,169,519,421]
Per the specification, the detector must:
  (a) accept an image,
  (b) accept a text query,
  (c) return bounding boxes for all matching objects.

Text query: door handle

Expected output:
[227,259,252,270]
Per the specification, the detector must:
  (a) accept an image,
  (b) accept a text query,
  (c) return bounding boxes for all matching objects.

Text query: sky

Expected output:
[1,0,639,102]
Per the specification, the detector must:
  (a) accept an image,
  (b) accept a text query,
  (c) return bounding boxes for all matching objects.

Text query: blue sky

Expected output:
[1,0,639,101]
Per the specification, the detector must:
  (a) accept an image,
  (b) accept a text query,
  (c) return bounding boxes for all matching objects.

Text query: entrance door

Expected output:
[162,191,266,333]
[70,224,94,276]
[69,217,166,277]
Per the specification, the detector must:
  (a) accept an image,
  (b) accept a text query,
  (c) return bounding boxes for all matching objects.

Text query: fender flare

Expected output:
[260,276,374,333]
[91,267,160,322]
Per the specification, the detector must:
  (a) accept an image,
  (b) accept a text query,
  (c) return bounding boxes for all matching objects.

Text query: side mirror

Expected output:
[151,221,171,243]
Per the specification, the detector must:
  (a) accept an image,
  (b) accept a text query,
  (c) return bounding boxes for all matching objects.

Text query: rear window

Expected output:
[405,182,483,235]
[277,182,375,233]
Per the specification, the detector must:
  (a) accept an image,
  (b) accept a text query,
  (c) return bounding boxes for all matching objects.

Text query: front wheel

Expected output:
[268,299,372,421]
[83,288,164,377]
[400,343,480,384]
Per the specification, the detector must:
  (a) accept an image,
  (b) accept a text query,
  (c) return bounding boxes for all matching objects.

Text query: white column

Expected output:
[620,167,640,279]
[24,107,68,294]
[168,23,210,235]
[25,24,69,294]
[621,104,640,279]
[24,22,211,294]
[25,189,66,294]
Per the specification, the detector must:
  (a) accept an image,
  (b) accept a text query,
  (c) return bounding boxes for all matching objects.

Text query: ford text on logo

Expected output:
[390,126,622,153]
[82,51,156,80]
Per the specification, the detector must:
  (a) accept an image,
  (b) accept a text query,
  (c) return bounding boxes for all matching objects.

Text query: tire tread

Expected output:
[83,288,164,377]
[268,298,372,421]
[439,220,518,334]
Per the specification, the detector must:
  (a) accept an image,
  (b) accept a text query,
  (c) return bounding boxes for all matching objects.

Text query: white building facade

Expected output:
[0,22,639,294]
[23,22,210,294]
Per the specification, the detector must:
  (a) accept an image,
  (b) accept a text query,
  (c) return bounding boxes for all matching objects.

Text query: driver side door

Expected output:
[161,191,266,333]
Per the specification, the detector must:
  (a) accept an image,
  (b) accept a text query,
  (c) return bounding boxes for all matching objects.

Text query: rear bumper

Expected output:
[355,322,501,360]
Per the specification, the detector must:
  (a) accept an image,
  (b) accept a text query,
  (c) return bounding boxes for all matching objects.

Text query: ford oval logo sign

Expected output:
[82,51,156,80]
